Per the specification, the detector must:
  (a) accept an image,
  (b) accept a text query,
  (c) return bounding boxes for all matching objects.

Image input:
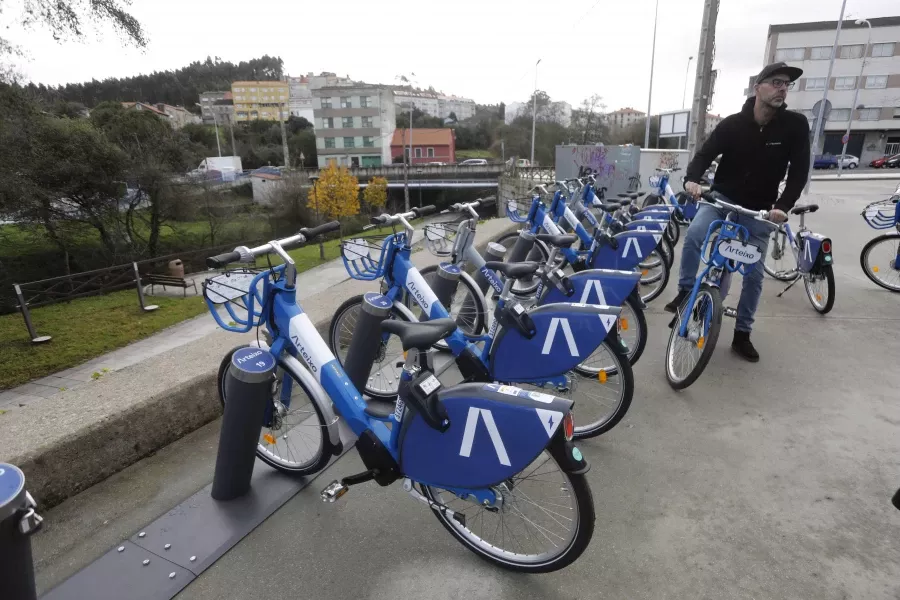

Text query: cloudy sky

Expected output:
[4,0,899,117]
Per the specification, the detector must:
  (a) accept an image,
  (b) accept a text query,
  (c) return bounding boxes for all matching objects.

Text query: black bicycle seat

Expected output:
[618,198,633,207]
[595,202,621,213]
[790,204,819,215]
[535,233,578,248]
[381,319,456,351]
[484,261,540,279]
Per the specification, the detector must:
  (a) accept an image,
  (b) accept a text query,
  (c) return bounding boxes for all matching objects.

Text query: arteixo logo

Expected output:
[406,280,430,310]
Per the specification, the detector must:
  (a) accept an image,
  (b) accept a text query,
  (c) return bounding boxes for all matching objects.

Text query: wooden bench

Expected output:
[145,273,198,297]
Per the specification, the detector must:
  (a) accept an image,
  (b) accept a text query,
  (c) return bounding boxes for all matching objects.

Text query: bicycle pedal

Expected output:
[321,480,349,503]
[723,307,737,318]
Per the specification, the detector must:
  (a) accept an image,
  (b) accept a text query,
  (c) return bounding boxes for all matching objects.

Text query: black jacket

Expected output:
[685,96,810,212]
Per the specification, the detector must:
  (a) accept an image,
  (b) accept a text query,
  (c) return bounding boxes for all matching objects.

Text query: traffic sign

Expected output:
[841,133,849,145]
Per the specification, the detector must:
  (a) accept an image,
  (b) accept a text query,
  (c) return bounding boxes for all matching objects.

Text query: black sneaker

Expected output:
[731,330,759,363]
[664,289,690,313]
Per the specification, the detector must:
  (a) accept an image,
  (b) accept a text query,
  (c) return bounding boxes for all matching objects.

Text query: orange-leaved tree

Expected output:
[363,176,388,213]
[308,163,360,258]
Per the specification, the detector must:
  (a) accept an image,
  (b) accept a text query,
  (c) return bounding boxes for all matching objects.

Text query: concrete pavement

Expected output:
[32,180,900,599]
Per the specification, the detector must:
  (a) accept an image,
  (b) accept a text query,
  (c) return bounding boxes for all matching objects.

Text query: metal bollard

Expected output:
[0,464,42,600]
[13,285,51,344]
[470,242,508,296]
[133,263,159,312]
[211,348,276,501]
[430,263,462,312]
[505,230,537,264]
[342,292,393,395]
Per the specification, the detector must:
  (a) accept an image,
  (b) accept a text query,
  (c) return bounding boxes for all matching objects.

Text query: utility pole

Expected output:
[644,0,660,149]
[402,127,410,212]
[687,0,719,157]
[838,17,869,177]
[227,112,237,156]
[280,101,290,167]
[530,58,541,165]
[212,111,222,157]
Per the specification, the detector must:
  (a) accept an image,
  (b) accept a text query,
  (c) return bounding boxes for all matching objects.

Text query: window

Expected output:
[775,47,804,61]
[361,116,374,128]
[344,137,355,148]
[858,108,880,121]
[872,42,895,58]
[840,44,864,59]
[834,76,856,90]
[894,109,900,120]
[827,108,851,121]
[251,87,257,92]
[324,137,335,148]
[342,117,354,128]
[414,148,422,158]
[865,75,888,89]
[887,137,900,155]
[360,96,370,108]
[805,77,827,90]
[340,97,352,108]
[322,117,333,129]
[427,148,434,158]
[810,46,832,60]
[363,136,374,147]
[321,98,332,109]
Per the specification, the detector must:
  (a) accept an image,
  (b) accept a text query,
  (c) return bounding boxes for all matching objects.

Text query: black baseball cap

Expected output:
[755,61,803,84]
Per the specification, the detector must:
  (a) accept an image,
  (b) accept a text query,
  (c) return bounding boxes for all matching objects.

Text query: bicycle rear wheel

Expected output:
[217,345,334,475]
[637,249,670,303]
[495,232,550,296]
[414,264,486,348]
[803,265,835,314]
[617,296,647,365]
[764,228,797,281]
[570,340,634,438]
[665,284,722,390]
[860,233,900,292]
[422,450,594,573]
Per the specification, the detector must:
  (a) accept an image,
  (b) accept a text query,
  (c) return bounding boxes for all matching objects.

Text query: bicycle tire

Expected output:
[571,339,634,438]
[661,234,675,269]
[328,294,411,399]
[619,295,648,365]
[668,219,681,245]
[860,233,900,292]
[803,265,835,314]
[422,451,595,573]
[665,284,722,390]
[638,249,670,303]
[495,232,549,296]
[217,345,334,475]
[763,228,797,281]
[415,264,487,347]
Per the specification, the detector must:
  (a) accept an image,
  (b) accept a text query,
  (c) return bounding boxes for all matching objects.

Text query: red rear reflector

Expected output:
[564,413,574,441]
[822,240,832,253]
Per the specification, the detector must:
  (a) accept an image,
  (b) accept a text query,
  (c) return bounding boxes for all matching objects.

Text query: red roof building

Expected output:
[390,128,456,165]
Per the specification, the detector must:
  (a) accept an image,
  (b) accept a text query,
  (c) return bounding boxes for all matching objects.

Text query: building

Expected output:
[438,95,476,121]
[121,102,197,129]
[200,91,234,125]
[757,17,900,162]
[604,107,647,131]
[504,100,573,127]
[393,89,441,117]
[231,81,290,122]
[312,85,396,168]
[390,128,456,165]
[286,76,313,122]
[705,113,723,135]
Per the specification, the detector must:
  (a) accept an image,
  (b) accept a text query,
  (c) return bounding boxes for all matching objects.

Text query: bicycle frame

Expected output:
[650,171,698,221]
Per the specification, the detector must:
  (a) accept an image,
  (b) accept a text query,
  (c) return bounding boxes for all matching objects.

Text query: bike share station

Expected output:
[33,347,354,600]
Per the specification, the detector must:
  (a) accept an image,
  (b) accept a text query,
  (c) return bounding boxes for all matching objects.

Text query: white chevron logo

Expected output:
[578,279,608,305]
[459,407,510,466]
[622,236,643,258]
[542,317,579,356]
[804,238,812,263]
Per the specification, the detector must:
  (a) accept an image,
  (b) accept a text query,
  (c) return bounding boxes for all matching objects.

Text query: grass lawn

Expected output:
[456,149,495,160]
[0,291,207,391]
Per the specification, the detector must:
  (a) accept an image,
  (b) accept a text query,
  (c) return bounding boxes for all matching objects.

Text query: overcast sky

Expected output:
[4,0,899,117]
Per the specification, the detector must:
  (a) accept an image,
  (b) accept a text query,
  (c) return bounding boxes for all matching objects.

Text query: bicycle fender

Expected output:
[797,232,832,273]
[591,230,663,271]
[548,428,590,475]
[539,268,639,307]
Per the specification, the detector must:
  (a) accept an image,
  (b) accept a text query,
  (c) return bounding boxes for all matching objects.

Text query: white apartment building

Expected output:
[392,89,476,121]
[439,95,476,121]
[603,107,646,131]
[312,85,396,168]
[760,17,900,162]
[287,72,354,124]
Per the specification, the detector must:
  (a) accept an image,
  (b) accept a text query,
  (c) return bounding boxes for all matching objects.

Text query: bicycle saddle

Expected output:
[484,261,540,279]
[790,204,819,215]
[535,233,578,248]
[382,319,456,350]
[594,202,622,213]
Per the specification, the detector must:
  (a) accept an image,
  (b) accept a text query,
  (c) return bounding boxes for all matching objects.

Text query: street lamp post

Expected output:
[682,56,694,110]
[644,0,660,149]
[838,18,872,177]
[309,174,324,259]
[416,168,423,207]
[530,58,541,166]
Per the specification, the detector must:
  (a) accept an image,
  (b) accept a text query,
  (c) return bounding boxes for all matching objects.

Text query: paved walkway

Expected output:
[0,218,485,411]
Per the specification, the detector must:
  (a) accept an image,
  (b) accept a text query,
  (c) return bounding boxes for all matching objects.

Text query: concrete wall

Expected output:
[639,149,688,194]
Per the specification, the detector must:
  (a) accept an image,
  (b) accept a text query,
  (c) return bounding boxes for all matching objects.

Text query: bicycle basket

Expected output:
[423,219,463,257]
[341,234,396,280]
[203,268,269,332]
[506,196,533,223]
[862,199,899,230]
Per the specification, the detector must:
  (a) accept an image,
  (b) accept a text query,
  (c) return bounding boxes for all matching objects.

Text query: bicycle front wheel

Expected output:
[415,264,486,343]
[422,450,595,573]
[329,294,409,399]
[665,284,722,390]
[637,249,670,303]
[803,265,835,314]
[570,339,634,438]
[617,295,648,365]
[764,228,797,281]
[495,232,549,296]
[860,233,900,292]
[217,345,334,475]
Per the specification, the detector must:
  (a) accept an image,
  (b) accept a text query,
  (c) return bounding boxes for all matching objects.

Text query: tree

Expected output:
[363,177,388,213]
[308,163,360,256]
[612,117,660,147]
[571,94,609,144]
[448,111,458,123]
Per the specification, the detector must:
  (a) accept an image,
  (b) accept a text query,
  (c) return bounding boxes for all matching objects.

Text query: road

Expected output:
[35,179,900,600]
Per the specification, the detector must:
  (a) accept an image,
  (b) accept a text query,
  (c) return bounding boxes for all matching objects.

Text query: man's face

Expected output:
[755,76,793,108]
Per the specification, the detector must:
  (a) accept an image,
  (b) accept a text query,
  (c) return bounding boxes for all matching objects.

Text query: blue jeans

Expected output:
[677,203,771,333]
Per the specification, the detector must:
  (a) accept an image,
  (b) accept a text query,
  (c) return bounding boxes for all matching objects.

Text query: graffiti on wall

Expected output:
[657,152,681,171]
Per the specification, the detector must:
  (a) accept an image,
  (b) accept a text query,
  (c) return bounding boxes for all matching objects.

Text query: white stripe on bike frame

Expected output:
[459,407,511,466]
[579,279,608,305]
[541,317,579,356]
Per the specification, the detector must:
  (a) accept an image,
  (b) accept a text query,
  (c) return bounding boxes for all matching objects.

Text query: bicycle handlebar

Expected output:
[700,191,778,227]
[206,221,341,268]
[655,167,682,173]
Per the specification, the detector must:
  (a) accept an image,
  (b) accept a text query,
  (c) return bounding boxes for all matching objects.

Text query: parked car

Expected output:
[813,154,838,169]
[869,153,900,168]
[459,158,488,166]
[835,154,859,169]
[887,154,900,168]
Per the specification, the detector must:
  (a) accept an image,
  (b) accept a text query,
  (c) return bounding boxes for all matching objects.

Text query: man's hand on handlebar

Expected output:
[685,181,703,199]
[767,209,788,224]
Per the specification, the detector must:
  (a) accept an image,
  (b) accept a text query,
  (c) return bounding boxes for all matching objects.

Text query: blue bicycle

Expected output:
[641,167,700,243]
[328,207,633,439]
[859,182,900,293]
[203,221,597,572]
[664,193,778,389]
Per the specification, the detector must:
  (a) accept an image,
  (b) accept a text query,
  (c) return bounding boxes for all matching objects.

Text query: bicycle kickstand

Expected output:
[777,274,803,298]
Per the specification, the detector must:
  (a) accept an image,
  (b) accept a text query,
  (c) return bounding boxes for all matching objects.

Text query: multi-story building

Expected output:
[199,91,234,125]
[121,102,197,129]
[287,76,314,122]
[393,89,441,117]
[705,113,723,135]
[231,81,290,122]
[438,95,476,121]
[390,128,456,165]
[312,85,396,168]
[755,17,900,162]
[604,107,646,131]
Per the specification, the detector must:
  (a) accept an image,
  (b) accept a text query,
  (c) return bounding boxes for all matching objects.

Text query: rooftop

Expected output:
[390,128,454,146]
[769,16,900,35]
